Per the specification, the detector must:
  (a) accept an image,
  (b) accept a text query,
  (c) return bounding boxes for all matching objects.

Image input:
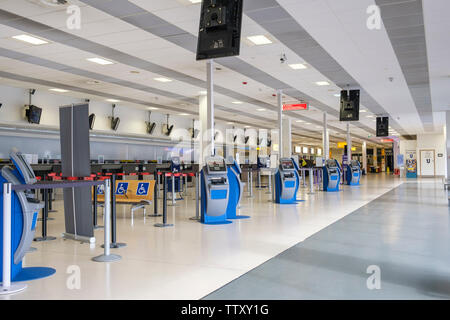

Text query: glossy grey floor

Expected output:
[204,181,450,300]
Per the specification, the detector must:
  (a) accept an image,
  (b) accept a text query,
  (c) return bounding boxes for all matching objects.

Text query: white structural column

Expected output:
[446,112,450,180]
[199,94,207,167]
[277,90,283,158]
[206,60,215,157]
[346,123,352,161]
[282,118,292,158]
[362,141,367,173]
[323,112,329,160]
[373,147,378,170]
[393,138,400,172]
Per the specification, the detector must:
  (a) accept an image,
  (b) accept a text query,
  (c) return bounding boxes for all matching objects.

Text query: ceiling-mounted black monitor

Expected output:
[376,117,389,137]
[146,122,156,135]
[244,136,250,144]
[25,105,42,124]
[196,0,243,60]
[111,117,120,131]
[162,124,174,136]
[339,90,360,121]
[89,113,96,130]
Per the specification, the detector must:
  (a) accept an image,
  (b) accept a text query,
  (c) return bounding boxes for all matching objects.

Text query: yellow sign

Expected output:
[351,147,356,151]
[337,142,347,149]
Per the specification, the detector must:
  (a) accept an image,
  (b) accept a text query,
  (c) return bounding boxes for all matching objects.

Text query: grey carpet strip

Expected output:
[243,0,412,137]
[77,0,377,137]
[375,0,433,132]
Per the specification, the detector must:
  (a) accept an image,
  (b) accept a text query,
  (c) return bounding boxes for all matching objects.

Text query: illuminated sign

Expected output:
[283,103,308,111]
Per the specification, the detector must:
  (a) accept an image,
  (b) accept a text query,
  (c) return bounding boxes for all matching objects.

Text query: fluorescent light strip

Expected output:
[106,99,120,103]
[12,34,48,45]
[154,77,173,83]
[87,57,114,65]
[247,35,272,45]
[289,64,307,70]
[315,81,330,86]
[49,88,69,93]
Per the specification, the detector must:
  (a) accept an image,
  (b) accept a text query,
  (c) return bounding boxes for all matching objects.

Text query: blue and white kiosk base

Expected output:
[275,158,300,204]
[200,156,232,225]
[323,159,341,192]
[226,160,249,220]
[345,160,361,186]
[1,152,56,286]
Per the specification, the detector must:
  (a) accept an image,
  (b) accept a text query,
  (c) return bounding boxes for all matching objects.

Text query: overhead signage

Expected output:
[283,103,308,111]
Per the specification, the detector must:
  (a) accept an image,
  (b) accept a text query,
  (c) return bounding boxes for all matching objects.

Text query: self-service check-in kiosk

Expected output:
[345,160,361,186]
[275,158,300,204]
[1,152,55,282]
[323,159,341,192]
[201,156,231,225]
[226,157,249,220]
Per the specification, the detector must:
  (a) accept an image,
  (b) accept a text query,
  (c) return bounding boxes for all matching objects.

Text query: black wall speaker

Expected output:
[376,117,389,137]
[339,90,360,121]
[196,0,243,60]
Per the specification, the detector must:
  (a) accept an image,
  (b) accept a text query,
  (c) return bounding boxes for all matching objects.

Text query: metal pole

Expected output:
[323,112,329,161]
[93,179,121,262]
[207,59,215,156]
[308,168,315,195]
[149,173,162,217]
[271,172,276,202]
[155,174,173,227]
[108,175,126,248]
[266,172,272,194]
[34,188,56,242]
[171,175,176,206]
[1,183,27,294]
[249,170,254,198]
[190,171,200,221]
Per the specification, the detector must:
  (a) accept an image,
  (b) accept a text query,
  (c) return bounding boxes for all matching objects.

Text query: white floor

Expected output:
[4,174,404,300]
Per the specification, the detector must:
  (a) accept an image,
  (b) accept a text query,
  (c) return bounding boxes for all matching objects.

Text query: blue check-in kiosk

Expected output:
[323,159,341,192]
[201,156,231,225]
[1,152,55,282]
[226,157,249,220]
[275,158,300,204]
[345,160,361,186]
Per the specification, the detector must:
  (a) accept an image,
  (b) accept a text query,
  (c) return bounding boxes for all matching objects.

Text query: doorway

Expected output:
[420,150,435,177]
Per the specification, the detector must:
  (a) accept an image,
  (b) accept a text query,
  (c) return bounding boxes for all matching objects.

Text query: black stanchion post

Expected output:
[154,173,173,228]
[34,188,56,242]
[149,171,162,217]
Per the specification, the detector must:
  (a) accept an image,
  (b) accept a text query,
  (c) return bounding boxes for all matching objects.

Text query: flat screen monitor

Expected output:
[25,105,42,124]
[207,158,226,172]
[280,159,294,170]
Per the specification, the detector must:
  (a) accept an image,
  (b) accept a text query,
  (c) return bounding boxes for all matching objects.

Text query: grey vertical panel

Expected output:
[59,103,93,238]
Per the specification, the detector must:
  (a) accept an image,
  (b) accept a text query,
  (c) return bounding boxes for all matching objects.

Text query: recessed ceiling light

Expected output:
[305,122,312,125]
[244,125,251,128]
[87,57,114,65]
[360,109,367,113]
[148,107,159,110]
[49,88,69,93]
[189,0,202,3]
[296,120,305,123]
[289,64,307,70]
[179,113,189,116]
[366,115,374,118]
[106,99,120,103]
[227,122,234,125]
[333,93,341,97]
[12,34,48,45]
[154,77,172,83]
[257,108,266,111]
[199,91,207,95]
[232,101,243,104]
[247,35,272,45]
[315,81,330,86]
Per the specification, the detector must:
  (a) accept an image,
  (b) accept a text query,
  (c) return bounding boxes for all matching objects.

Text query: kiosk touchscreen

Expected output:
[346,160,361,186]
[200,156,231,225]
[226,157,249,220]
[323,159,340,192]
[1,152,55,282]
[257,156,270,169]
[275,158,300,204]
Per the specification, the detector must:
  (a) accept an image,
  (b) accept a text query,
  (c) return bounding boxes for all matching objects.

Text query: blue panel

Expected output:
[285,181,295,188]
[211,189,227,200]
[31,212,38,230]
[330,176,338,181]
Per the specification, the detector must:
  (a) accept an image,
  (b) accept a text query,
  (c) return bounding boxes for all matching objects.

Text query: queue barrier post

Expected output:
[93,178,121,262]
[154,173,173,228]
[190,172,200,221]
[34,188,56,242]
[148,170,162,218]
[102,175,126,249]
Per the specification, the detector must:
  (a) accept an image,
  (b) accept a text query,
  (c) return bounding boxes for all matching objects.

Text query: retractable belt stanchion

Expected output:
[33,188,56,242]
[148,171,162,218]
[271,171,276,202]
[102,175,126,249]
[266,171,272,194]
[154,173,173,228]
[93,178,121,262]
[0,183,27,295]
[308,168,315,195]
[190,171,200,221]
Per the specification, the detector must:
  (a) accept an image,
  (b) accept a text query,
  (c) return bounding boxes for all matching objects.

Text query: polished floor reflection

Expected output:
[5,174,408,299]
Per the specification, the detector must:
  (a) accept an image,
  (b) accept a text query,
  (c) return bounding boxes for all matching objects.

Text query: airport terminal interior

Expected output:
[0,0,449,301]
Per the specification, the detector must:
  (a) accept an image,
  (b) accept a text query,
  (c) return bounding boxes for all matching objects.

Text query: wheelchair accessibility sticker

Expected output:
[136,182,149,196]
[97,184,104,195]
[116,182,129,195]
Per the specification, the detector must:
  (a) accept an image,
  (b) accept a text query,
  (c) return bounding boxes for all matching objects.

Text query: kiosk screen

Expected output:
[207,159,226,172]
[281,160,294,170]
[326,159,337,168]
[11,152,37,184]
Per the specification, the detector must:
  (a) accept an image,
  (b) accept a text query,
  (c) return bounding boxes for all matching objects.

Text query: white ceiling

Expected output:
[0,0,447,147]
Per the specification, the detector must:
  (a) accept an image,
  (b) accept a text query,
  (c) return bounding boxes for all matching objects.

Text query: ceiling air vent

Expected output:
[27,0,70,7]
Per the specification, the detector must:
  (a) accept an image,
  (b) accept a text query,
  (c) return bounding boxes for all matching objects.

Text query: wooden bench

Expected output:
[95,180,156,217]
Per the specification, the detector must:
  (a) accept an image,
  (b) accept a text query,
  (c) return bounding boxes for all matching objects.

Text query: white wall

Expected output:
[416,132,446,177]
